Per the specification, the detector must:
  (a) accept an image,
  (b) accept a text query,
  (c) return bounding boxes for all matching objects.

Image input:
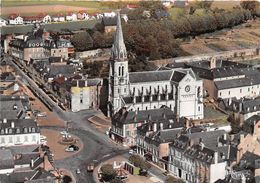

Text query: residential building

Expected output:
[9,24,46,62]
[77,11,89,20]
[168,130,236,183]
[0,95,32,119]
[44,38,74,59]
[66,12,77,21]
[52,75,103,112]
[136,117,186,169]
[52,13,65,22]
[101,16,117,33]
[110,107,181,146]
[8,14,23,25]
[103,12,116,17]
[0,118,40,147]
[108,14,204,120]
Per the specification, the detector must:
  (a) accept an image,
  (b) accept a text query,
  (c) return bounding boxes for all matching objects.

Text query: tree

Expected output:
[100,164,117,181]
[166,176,186,183]
[240,1,259,16]
[129,155,151,171]
[110,178,123,183]
[195,0,213,10]
[71,31,93,51]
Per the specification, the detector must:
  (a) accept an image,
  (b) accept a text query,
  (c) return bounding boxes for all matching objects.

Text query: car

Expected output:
[65,147,74,152]
[37,112,47,117]
[60,131,68,135]
[40,135,47,140]
[76,169,81,174]
[69,145,79,151]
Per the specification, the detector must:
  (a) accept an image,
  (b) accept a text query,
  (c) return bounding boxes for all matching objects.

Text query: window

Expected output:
[228,91,230,95]
[9,137,13,143]
[122,66,124,76]
[198,106,201,111]
[32,135,36,142]
[219,92,222,96]
[1,137,5,144]
[118,66,121,76]
[80,99,83,104]
[24,136,28,142]
[240,89,242,93]
[24,127,28,133]
[248,88,250,92]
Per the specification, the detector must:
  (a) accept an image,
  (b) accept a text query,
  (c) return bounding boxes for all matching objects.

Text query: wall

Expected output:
[0,133,40,147]
[70,86,90,112]
[210,162,227,183]
[75,48,106,59]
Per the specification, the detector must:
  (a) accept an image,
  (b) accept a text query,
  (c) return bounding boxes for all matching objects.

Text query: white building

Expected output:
[0,118,40,147]
[9,15,23,25]
[103,12,116,17]
[42,15,52,23]
[108,14,204,120]
[66,12,77,21]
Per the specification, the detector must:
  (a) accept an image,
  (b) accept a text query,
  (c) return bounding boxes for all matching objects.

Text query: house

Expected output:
[103,12,116,18]
[41,14,52,23]
[228,97,260,125]
[108,14,204,120]
[101,16,117,33]
[243,115,260,134]
[52,13,65,22]
[0,148,57,182]
[9,24,46,62]
[0,95,32,119]
[168,130,236,183]
[0,72,21,95]
[136,117,186,169]
[8,14,23,25]
[52,75,103,112]
[66,12,77,21]
[110,107,180,146]
[77,11,89,20]
[0,18,7,26]
[173,0,189,7]
[44,38,74,59]
[0,118,40,147]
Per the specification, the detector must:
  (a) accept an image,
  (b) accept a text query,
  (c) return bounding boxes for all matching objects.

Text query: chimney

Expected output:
[210,57,216,69]
[133,96,136,104]
[223,133,227,141]
[153,123,157,132]
[11,122,15,128]
[214,151,218,164]
[77,80,79,87]
[3,118,7,123]
[141,95,144,103]
[239,103,243,112]
[160,122,163,130]
[31,159,34,168]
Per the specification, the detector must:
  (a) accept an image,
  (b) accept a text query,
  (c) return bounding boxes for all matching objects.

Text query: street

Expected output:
[4,55,125,183]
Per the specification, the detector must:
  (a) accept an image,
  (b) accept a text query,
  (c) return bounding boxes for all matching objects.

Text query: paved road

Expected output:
[5,55,125,183]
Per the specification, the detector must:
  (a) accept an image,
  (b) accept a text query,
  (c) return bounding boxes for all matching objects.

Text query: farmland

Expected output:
[1,19,99,35]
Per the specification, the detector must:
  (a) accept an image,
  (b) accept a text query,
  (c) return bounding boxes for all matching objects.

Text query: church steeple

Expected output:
[111,13,127,61]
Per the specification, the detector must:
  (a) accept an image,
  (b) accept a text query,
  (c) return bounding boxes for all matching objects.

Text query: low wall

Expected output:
[151,48,260,66]
[75,48,109,59]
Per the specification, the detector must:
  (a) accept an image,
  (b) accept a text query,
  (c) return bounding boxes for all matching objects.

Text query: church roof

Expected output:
[129,70,173,83]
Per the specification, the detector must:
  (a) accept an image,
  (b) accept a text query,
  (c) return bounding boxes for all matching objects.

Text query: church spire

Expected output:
[111,12,127,61]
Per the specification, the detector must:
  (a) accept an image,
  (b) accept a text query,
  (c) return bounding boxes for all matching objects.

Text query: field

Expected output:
[0,1,112,16]
[180,19,260,55]
[1,19,99,35]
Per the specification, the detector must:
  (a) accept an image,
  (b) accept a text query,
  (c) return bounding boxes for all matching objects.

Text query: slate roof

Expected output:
[102,16,117,26]
[0,118,40,135]
[129,70,173,83]
[14,153,40,165]
[0,72,16,81]
[112,107,176,125]
[171,70,186,82]
[0,149,14,169]
[229,97,260,114]
[44,65,76,78]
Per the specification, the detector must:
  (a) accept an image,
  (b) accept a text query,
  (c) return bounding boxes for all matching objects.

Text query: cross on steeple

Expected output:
[111,12,127,61]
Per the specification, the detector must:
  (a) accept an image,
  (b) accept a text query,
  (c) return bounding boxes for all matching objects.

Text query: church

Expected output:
[108,14,204,120]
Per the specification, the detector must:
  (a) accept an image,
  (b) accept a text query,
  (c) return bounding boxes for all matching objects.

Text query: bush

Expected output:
[129,155,151,171]
[166,175,186,183]
[100,164,117,181]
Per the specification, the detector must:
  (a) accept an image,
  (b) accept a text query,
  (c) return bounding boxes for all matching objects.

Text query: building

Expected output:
[77,11,89,20]
[52,75,103,112]
[44,38,74,59]
[101,16,117,33]
[66,12,78,21]
[168,130,236,183]
[108,14,204,120]
[9,24,46,62]
[52,13,65,22]
[0,118,40,147]
[184,59,260,100]
[136,117,185,169]
[110,107,183,146]
[0,18,7,26]
[8,14,23,25]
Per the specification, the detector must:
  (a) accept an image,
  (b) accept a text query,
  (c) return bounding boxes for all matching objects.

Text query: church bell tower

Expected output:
[108,13,129,116]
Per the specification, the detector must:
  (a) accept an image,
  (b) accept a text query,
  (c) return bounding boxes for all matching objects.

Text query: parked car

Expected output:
[76,169,81,174]
[60,131,68,135]
[128,149,134,154]
[65,147,74,152]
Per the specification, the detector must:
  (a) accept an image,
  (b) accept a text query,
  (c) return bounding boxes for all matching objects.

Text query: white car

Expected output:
[76,169,81,174]
[65,147,74,152]
[40,135,47,140]
[60,131,68,135]
[129,149,134,154]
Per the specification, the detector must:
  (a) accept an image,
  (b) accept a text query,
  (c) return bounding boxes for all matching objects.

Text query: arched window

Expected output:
[24,127,28,133]
[118,66,121,76]
[31,127,36,133]
[121,66,124,76]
